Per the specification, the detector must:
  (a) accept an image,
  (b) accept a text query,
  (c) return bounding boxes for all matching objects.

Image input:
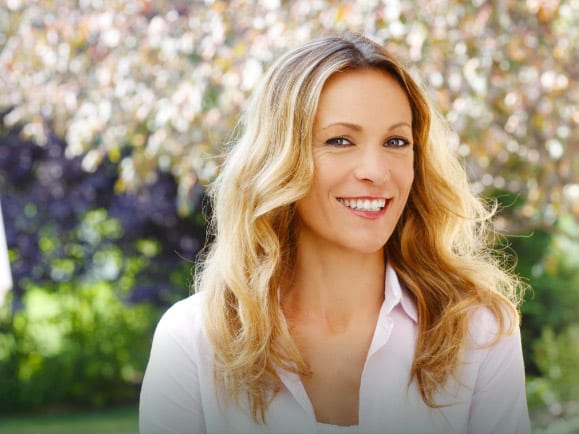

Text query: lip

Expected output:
[336,196,391,220]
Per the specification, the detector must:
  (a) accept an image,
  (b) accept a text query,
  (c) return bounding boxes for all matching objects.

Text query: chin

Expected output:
[346,240,388,255]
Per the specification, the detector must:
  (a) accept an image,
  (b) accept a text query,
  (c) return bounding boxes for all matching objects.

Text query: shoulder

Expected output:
[461,308,530,433]
[458,306,526,410]
[466,304,519,348]
[140,292,212,434]
[151,291,210,356]
[158,291,207,327]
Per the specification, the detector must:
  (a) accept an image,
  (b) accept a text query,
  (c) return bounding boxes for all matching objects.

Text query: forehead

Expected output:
[315,68,412,127]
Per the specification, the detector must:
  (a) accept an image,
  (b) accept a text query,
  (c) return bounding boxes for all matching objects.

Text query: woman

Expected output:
[139,33,530,434]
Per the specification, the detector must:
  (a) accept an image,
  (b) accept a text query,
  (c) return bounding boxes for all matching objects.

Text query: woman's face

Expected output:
[295,68,415,255]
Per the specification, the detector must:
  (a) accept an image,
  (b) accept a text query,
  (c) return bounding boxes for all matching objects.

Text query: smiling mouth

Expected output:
[337,198,388,212]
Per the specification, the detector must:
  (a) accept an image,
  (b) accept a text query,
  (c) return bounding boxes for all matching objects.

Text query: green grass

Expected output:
[0,405,138,434]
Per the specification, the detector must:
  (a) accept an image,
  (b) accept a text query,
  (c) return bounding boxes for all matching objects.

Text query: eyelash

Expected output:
[325,136,352,146]
[386,137,410,148]
[325,136,411,148]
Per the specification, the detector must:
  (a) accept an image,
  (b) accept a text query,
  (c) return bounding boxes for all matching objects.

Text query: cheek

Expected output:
[310,158,342,196]
[392,158,415,194]
[295,160,341,222]
[403,169,415,194]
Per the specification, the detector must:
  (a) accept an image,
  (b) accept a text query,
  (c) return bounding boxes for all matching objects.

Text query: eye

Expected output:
[385,137,411,148]
[325,136,353,147]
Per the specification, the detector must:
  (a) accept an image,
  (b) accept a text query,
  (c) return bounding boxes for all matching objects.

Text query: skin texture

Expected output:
[284,68,415,426]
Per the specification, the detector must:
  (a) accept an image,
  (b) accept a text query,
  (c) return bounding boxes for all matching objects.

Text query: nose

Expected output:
[353,146,390,184]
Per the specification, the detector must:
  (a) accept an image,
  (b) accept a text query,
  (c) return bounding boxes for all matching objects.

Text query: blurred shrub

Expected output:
[527,324,579,409]
[0,124,206,413]
[0,281,161,412]
[527,324,579,434]
[489,188,579,432]
[514,216,579,377]
[514,223,579,433]
[491,189,579,376]
[0,123,206,307]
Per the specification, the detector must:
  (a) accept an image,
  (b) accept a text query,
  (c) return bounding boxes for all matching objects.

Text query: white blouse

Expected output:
[139,264,530,434]
[317,422,359,434]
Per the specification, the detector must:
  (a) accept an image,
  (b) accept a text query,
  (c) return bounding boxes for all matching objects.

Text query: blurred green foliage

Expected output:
[517,220,579,347]
[493,192,579,431]
[0,162,197,413]
[528,325,579,407]
[0,281,161,412]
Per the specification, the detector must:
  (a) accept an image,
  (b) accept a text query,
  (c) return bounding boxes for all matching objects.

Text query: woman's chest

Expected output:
[298,331,372,425]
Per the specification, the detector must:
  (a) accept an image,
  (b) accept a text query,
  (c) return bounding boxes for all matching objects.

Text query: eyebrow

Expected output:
[321,121,412,131]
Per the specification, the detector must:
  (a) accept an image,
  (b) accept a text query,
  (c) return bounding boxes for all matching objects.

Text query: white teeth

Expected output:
[338,198,387,211]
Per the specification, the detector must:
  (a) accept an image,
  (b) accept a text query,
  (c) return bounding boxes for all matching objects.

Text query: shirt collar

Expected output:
[384,262,418,323]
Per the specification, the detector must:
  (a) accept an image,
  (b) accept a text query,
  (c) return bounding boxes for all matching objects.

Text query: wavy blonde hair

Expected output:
[194,33,524,422]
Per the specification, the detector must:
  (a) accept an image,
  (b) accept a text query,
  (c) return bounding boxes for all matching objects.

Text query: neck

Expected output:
[282,238,386,332]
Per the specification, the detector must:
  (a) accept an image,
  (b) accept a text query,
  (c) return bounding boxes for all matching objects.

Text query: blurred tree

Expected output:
[0,120,207,413]
[0,120,206,307]
[1,0,577,224]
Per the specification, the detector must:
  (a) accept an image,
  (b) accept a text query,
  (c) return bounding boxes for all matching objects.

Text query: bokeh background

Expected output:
[0,0,578,432]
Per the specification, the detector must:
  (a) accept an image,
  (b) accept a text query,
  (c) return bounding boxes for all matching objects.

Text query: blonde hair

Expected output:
[194,33,524,422]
